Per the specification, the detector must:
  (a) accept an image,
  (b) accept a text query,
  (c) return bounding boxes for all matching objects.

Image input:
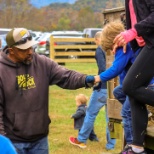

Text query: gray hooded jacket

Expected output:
[0,48,86,142]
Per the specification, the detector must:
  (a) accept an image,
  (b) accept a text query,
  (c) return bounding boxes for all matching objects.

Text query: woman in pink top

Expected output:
[113,0,154,154]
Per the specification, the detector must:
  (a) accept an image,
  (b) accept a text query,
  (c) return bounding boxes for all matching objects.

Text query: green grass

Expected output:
[48,63,122,154]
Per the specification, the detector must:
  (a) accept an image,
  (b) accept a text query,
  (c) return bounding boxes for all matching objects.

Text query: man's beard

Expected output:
[22,55,33,65]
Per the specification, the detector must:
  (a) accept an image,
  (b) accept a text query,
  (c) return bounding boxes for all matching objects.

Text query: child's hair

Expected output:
[101,21,125,52]
[94,31,102,39]
[75,94,88,105]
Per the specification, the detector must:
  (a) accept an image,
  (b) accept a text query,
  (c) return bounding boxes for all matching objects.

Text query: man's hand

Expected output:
[85,75,95,88]
[85,75,102,88]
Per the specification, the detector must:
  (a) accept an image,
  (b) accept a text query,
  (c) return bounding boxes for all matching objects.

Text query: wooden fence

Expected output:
[49,36,97,63]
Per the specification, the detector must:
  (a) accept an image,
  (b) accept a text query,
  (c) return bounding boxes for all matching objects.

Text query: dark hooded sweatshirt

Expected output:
[0,48,87,142]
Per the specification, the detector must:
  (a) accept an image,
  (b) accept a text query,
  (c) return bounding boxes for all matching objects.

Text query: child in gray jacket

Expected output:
[71,94,98,141]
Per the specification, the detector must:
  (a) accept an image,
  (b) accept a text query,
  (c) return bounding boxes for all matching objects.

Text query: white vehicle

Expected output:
[35,31,85,57]
[50,31,84,47]
[31,31,43,40]
[51,31,84,38]
[35,32,52,56]
[0,35,7,51]
[0,28,12,35]
[50,31,90,60]
[83,28,102,38]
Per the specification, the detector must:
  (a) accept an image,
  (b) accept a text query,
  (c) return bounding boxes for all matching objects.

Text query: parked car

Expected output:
[0,35,7,51]
[31,30,43,41]
[83,28,103,46]
[0,28,12,35]
[50,31,84,49]
[49,31,85,59]
[35,31,85,58]
[35,32,52,57]
[51,30,84,39]
[83,28,102,38]
[50,31,98,60]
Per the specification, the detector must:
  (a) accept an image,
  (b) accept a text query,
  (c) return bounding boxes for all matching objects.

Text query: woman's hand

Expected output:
[112,33,127,53]
[112,28,137,54]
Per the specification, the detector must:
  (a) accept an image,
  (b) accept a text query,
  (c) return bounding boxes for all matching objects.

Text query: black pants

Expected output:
[123,46,154,146]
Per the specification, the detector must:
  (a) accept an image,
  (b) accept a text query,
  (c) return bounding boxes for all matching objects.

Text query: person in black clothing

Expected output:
[112,0,154,153]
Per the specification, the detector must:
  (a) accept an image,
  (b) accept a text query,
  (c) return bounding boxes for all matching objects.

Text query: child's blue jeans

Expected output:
[78,89,116,150]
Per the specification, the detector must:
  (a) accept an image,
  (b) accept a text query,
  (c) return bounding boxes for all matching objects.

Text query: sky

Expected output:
[30,0,77,8]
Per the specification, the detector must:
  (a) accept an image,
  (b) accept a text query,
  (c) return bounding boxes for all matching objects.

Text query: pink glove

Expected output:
[120,28,137,43]
[113,28,138,53]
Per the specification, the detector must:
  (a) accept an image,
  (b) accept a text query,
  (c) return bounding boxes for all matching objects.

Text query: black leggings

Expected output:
[123,46,154,146]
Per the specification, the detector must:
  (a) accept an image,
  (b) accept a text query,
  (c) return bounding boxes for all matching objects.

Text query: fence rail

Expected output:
[49,36,97,63]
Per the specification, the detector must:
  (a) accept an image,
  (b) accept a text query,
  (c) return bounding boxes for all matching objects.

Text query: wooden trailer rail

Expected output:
[49,36,97,63]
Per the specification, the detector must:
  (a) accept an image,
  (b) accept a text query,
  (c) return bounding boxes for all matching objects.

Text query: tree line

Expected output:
[0,0,124,32]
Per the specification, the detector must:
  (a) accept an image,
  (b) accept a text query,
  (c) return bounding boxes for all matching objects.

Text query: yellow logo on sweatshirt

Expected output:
[16,74,36,90]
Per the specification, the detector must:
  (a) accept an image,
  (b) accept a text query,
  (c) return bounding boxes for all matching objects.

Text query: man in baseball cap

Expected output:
[4,28,38,64]
[6,28,37,49]
[0,27,96,154]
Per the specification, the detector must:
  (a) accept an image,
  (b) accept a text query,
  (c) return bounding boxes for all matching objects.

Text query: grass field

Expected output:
[48,63,122,154]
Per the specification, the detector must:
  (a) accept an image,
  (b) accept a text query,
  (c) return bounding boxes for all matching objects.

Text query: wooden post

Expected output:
[50,36,55,60]
[106,52,124,151]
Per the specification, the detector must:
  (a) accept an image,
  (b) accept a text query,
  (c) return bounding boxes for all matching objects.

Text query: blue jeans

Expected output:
[78,89,116,149]
[12,137,48,154]
[113,85,132,144]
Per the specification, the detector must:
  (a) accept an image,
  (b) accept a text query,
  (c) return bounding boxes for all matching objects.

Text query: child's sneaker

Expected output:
[121,146,147,154]
[69,136,86,149]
